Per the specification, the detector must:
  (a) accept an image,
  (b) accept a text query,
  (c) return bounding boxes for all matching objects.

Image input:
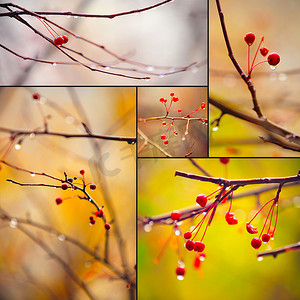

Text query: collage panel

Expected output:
[0,0,207,86]
[138,87,208,158]
[138,158,300,300]
[0,87,136,299]
[209,0,300,157]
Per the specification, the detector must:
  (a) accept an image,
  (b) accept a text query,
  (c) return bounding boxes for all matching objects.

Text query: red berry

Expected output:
[54,36,64,46]
[80,169,85,175]
[176,266,185,277]
[262,233,271,243]
[194,241,205,252]
[89,216,94,221]
[185,240,195,251]
[267,52,280,66]
[170,210,181,221]
[161,134,166,140]
[61,183,68,190]
[178,109,182,113]
[170,92,175,97]
[164,140,169,145]
[90,184,96,191]
[225,211,238,225]
[184,231,192,239]
[251,237,262,249]
[32,93,40,100]
[105,223,111,230]
[260,47,269,57]
[95,210,103,218]
[172,97,179,102]
[90,219,96,225]
[220,158,230,165]
[61,35,68,44]
[162,121,167,126]
[246,223,258,234]
[201,102,206,109]
[244,32,255,46]
[159,97,167,103]
[55,197,63,205]
[196,194,208,207]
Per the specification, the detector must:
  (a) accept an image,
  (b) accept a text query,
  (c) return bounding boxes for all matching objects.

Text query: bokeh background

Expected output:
[138,158,300,300]
[209,0,300,157]
[0,87,136,300]
[138,87,208,157]
[0,0,207,85]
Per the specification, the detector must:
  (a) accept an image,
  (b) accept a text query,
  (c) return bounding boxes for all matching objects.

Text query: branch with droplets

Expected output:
[0,2,201,80]
[257,242,300,259]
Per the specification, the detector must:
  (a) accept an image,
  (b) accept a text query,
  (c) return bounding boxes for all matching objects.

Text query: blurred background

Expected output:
[209,0,300,157]
[0,0,207,85]
[138,158,300,300]
[0,87,136,299]
[138,87,208,157]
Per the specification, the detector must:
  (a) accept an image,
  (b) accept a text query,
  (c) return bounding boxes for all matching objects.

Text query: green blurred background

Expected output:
[138,158,300,300]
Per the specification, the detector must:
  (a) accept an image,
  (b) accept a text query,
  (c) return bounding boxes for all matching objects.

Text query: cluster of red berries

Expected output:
[54,35,69,47]
[244,32,280,76]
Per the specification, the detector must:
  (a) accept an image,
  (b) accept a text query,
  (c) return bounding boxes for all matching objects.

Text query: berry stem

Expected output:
[250,36,264,71]
[248,198,274,224]
[259,200,274,239]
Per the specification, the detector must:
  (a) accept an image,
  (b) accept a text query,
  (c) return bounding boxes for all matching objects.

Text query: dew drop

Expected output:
[191,67,199,73]
[143,223,153,232]
[58,234,66,242]
[181,137,186,141]
[270,65,277,70]
[175,229,180,236]
[67,15,71,18]
[212,126,219,132]
[65,115,75,124]
[144,78,151,82]
[14,144,21,150]
[200,256,205,262]
[29,133,36,140]
[146,66,154,71]
[9,218,18,228]
[177,275,184,281]
[159,75,165,78]
[74,16,78,19]
[104,66,110,70]
[52,63,57,67]
[257,256,263,262]
[30,173,35,177]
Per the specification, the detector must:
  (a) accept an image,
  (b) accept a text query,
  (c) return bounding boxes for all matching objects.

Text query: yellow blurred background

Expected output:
[138,158,300,300]
[0,87,136,299]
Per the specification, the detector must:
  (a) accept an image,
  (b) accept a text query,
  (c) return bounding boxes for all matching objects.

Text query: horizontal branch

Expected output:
[175,170,300,186]
[0,127,136,144]
[258,241,300,259]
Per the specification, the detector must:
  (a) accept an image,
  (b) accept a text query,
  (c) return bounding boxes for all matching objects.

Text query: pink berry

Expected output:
[220,158,230,165]
[184,231,192,239]
[170,210,181,221]
[262,233,271,243]
[251,237,262,249]
[244,32,255,46]
[176,266,185,277]
[194,241,205,253]
[55,197,63,205]
[185,240,195,251]
[61,35,68,44]
[161,134,166,140]
[260,47,269,57]
[196,194,207,207]
[54,36,64,46]
[164,140,169,145]
[267,52,280,66]
[105,223,111,230]
[90,184,96,191]
[32,93,40,100]
[61,183,68,190]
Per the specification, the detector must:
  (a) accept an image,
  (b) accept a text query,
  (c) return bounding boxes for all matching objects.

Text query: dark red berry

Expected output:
[246,223,258,234]
[251,237,262,249]
[80,169,85,175]
[61,183,68,190]
[90,184,96,191]
[267,52,280,66]
[90,219,96,225]
[104,223,111,230]
[95,210,103,218]
[89,216,94,221]
[164,140,169,145]
[170,210,181,221]
[194,241,205,253]
[260,47,269,57]
[67,178,73,183]
[61,35,69,44]
[185,240,195,251]
[220,158,230,165]
[55,197,63,205]
[176,266,185,277]
[244,32,255,46]
[54,36,64,46]
[161,134,166,140]
[262,233,271,243]
[32,93,40,100]
[196,194,208,207]
[184,231,192,239]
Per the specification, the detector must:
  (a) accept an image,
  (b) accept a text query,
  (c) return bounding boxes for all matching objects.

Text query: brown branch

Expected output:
[258,242,300,259]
